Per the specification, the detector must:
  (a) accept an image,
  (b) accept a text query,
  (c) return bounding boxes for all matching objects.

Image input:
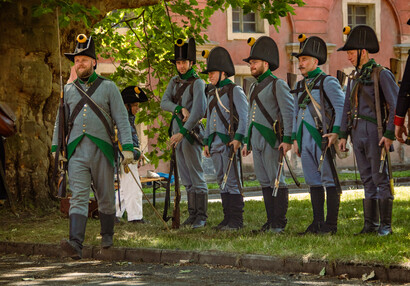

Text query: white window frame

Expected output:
[226,6,269,41]
[342,0,381,41]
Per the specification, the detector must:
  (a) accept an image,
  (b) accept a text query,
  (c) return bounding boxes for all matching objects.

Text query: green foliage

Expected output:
[30,0,305,165]
[32,0,100,28]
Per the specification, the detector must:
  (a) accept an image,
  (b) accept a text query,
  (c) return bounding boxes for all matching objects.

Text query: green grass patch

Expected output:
[0,187,409,266]
[143,170,410,193]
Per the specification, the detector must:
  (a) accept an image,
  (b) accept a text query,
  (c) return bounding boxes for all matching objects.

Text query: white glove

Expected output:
[121,151,134,166]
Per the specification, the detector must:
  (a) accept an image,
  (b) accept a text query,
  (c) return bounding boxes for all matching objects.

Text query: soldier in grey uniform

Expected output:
[202,47,248,230]
[337,25,398,236]
[242,36,294,233]
[291,35,345,234]
[160,38,208,228]
[52,34,134,259]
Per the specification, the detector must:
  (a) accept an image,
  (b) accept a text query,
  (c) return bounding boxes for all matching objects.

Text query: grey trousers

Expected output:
[300,124,335,188]
[211,143,241,194]
[351,120,393,200]
[251,130,285,188]
[68,136,116,217]
[176,138,208,194]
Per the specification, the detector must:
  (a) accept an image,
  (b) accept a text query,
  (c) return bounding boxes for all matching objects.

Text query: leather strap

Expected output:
[67,77,104,140]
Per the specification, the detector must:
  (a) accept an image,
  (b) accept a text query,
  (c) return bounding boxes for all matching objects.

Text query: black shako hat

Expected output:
[171,38,196,64]
[337,25,379,53]
[243,36,279,71]
[121,86,148,104]
[64,34,97,62]
[201,46,235,77]
[292,34,327,65]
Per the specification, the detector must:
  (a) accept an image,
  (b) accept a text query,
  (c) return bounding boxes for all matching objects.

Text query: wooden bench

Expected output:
[140,177,166,206]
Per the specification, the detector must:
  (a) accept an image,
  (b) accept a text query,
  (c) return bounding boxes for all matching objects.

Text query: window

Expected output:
[342,0,380,40]
[232,8,258,33]
[347,5,375,29]
[227,6,269,40]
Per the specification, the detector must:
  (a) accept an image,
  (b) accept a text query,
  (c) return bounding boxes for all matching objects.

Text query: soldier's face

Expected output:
[346,49,368,68]
[249,59,267,78]
[176,60,192,75]
[208,71,226,86]
[298,56,318,77]
[129,102,139,116]
[74,55,95,79]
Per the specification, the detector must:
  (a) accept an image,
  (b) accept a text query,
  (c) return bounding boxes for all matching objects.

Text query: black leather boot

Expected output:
[260,187,275,232]
[319,187,340,234]
[214,193,230,230]
[271,187,289,234]
[221,193,244,230]
[100,212,115,249]
[299,186,324,235]
[355,199,379,235]
[60,214,87,259]
[378,199,393,236]
[182,192,196,226]
[192,193,208,229]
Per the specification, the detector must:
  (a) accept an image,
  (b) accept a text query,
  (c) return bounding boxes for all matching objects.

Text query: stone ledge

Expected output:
[0,241,408,283]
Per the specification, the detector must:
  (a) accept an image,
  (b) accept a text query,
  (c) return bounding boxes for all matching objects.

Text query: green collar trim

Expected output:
[306,67,323,79]
[78,71,98,84]
[218,78,233,88]
[180,68,197,80]
[361,58,377,70]
[257,69,273,83]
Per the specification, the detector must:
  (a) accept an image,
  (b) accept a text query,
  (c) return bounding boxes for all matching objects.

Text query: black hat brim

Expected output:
[121,86,148,103]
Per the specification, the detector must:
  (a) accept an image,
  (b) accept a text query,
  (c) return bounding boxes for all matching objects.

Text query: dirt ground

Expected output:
[0,253,406,286]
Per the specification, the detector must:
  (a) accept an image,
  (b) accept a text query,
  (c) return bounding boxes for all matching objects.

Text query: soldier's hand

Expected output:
[121,151,134,166]
[170,133,184,147]
[338,138,347,152]
[229,139,241,153]
[293,140,300,157]
[379,136,393,151]
[278,142,291,155]
[395,125,408,144]
[204,145,211,158]
[242,144,251,157]
[181,108,190,122]
[323,133,338,147]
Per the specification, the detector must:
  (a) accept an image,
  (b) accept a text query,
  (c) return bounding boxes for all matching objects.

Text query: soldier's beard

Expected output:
[251,65,265,78]
[76,66,94,81]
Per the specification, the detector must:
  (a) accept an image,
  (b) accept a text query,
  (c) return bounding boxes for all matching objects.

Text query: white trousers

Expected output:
[115,164,143,221]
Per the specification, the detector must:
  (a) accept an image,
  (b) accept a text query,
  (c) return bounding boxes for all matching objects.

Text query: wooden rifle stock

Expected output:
[337,70,347,88]
[171,148,181,229]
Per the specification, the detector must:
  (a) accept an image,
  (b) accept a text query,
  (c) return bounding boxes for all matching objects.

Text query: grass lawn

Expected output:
[0,186,408,267]
[144,170,410,193]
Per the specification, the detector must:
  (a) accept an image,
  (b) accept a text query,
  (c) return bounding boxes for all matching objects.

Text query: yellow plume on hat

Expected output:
[247,37,256,46]
[343,26,351,35]
[202,50,210,58]
[175,38,184,47]
[77,34,87,43]
[298,34,307,43]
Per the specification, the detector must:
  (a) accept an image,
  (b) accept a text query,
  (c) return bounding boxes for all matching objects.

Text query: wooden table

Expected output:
[140,176,165,206]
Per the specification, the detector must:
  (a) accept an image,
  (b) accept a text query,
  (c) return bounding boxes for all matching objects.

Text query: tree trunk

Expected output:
[0,0,159,209]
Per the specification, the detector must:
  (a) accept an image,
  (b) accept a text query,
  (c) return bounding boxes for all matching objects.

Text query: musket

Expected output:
[163,147,175,222]
[171,147,181,229]
[124,164,170,231]
[336,70,347,88]
[55,8,68,198]
[373,67,394,196]
[389,58,401,84]
[221,146,235,191]
[272,120,283,197]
